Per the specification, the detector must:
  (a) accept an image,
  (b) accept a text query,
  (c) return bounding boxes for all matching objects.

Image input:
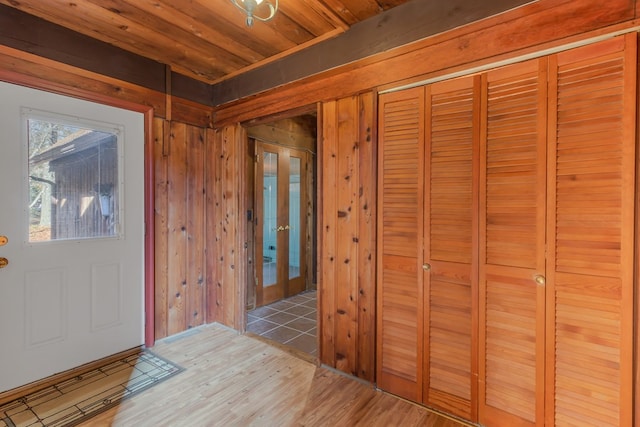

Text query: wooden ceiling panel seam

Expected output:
[299,0,351,30]
[126,0,268,64]
[176,0,285,58]
[277,2,340,37]
[317,0,360,25]
[209,28,345,84]
[191,0,301,52]
[263,13,317,45]
[82,0,253,74]
[338,0,384,21]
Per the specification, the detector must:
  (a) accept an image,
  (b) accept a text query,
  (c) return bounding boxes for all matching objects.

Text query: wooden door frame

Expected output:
[0,71,156,348]
[243,106,318,318]
[253,140,310,307]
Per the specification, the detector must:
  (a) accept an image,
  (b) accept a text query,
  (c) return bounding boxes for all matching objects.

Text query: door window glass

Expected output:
[289,156,301,280]
[262,151,278,286]
[27,118,120,242]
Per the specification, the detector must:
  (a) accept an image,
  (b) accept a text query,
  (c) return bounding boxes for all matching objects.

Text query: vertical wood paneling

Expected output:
[221,125,239,327]
[376,87,425,402]
[479,58,547,426]
[320,92,376,380]
[357,92,376,382]
[235,124,248,330]
[155,118,211,338]
[186,126,205,329]
[320,100,338,368]
[335,96,359,375]
[167,121,188,336]
[424,75,478,421]
[153,118,169,340]
[205,127,222,323]
[547,35,635,427]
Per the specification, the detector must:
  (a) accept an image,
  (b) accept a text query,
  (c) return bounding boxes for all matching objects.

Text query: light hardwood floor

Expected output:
[81,324,471,426]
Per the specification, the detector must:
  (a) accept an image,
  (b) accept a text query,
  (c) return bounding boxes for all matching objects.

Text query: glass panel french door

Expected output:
[255,142,307,306]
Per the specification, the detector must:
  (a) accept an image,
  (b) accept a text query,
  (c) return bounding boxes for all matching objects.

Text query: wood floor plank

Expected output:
[80,324,470,426]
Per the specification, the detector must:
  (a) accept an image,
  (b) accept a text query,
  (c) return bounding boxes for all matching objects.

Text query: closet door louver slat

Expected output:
[547,35,635,427]
[479,58,547,426]
[423,76,478,421]
[376,87,425,401]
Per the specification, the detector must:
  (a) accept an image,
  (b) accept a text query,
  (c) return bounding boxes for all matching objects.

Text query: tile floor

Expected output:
[247,290,317,356]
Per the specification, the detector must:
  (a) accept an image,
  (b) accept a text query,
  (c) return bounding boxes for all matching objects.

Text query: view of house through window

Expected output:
[28,118,120,242]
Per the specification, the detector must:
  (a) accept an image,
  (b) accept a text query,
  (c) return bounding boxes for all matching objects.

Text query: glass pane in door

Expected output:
[27,118,120,243]
[262,151,278,287]
[289,156,301,280]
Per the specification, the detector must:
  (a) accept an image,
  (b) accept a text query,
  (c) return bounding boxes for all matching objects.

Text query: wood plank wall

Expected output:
[153,120,208,338]
[320,92,376,381]
[205,125,247,331]
[155,120,248,339]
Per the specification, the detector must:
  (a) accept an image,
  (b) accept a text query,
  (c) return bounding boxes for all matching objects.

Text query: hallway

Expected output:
[247,290,317,356]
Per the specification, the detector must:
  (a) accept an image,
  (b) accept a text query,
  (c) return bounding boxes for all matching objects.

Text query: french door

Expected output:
[255,142,307,306]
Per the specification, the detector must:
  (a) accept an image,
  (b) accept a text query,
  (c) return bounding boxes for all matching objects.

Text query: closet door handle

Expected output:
[534,274,546,286]
[422,263,431,271]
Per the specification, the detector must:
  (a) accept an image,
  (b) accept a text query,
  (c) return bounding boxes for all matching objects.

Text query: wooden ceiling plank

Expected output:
[339,0,383,21]
[130,0,268,64]
[298,0,351,30]
[82,0,252,73]
[263,11,316,45]
[278,0,344,35]
[193,0,300,52]
[175,0,283,58]
[0,0,232,80]
[316,0,360,25]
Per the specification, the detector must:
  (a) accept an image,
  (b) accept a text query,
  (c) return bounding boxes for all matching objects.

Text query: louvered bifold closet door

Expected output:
[377,87,425,402]
[479,58,548,427]
[546,35,636,427]
[423,76,479,421]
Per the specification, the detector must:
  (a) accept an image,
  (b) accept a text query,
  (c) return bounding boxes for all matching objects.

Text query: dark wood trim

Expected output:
[211,0,534,104]
[0,4,163,92]
[241,104,318,128]
[171,71,214,107]
[0,4,213,107]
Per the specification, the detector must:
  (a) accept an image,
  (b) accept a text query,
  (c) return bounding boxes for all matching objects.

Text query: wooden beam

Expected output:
[0,4,213,107]
[213,0,636,126]
[211,0,534,104]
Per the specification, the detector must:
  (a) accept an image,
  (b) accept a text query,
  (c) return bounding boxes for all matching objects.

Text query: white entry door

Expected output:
[0,81,144,392]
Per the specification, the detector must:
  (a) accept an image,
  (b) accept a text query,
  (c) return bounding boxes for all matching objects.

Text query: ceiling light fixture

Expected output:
[230,0,278,27]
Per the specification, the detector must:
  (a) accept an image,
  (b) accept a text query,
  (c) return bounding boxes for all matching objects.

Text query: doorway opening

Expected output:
[244,110,318,357]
